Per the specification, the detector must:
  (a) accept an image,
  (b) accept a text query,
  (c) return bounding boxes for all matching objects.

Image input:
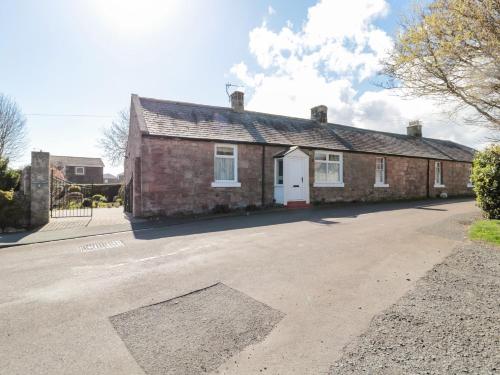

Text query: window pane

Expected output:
[276,159,283,185]
[328,154,340,162]
[327,163,340,182]
[215,157,234,181]
[315,153,327,161]
[376,169,384,184]
[216,146,234,156]
[315,162,327,182]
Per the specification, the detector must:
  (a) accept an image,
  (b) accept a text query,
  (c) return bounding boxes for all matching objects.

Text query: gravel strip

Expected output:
[330,242,500,374]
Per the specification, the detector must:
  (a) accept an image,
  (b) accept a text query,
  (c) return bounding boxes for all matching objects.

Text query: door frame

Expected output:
[282,147,310,205]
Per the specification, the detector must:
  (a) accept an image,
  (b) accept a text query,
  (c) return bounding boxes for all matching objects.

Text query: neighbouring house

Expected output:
[50,155,104,184]
[103,173,119,183]
[124,92,475,218]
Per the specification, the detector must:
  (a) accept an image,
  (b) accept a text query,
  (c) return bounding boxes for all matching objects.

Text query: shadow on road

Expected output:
[130,198,473,242]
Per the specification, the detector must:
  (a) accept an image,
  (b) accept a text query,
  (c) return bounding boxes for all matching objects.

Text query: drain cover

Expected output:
[80,240,124,252]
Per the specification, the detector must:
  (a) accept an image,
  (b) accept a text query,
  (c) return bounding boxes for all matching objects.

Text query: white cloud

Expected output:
[231,0,491,148]
[268,5,276,15]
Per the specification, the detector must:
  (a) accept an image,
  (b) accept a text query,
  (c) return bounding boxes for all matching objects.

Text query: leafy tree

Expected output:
[471,144,500,219]
[0,93,27,161]
[98,109,129,166]
[0,158,20,191]
[382,0,499,128]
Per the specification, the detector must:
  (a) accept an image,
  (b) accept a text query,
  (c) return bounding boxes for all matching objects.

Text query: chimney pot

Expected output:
[230,91,244,112]
[407,120,423,137]
[311,105,328,123]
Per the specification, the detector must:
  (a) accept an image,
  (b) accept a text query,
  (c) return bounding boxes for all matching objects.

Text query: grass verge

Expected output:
[469,219,500,246]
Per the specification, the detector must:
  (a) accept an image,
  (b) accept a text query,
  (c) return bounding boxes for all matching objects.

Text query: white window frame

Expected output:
[211,144,241,188]
[374,157,389,188]
[434,161,445,187]
[313,151,344,187]
[75,166,85,175]
[274,158,283,186]
[467,165,474,188]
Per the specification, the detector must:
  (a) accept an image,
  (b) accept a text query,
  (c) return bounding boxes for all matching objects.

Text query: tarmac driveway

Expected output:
[0,199,479,375]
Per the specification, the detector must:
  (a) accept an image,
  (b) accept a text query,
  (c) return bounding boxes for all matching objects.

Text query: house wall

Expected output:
[139,137,284,216]
[125,100,146,216]
[65,166,103,184]
[307,152,472,203]
[132,137,473,217]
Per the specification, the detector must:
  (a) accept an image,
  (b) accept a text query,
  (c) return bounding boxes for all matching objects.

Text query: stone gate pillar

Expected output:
[30,151,50,227]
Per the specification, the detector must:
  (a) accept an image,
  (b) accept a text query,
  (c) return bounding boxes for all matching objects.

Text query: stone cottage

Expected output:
[124,92,474,217]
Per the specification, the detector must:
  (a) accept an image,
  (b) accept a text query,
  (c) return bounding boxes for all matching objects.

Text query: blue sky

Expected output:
[0,0,488,174]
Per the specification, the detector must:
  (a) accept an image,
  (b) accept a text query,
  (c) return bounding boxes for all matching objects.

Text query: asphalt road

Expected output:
[0,199,478,375]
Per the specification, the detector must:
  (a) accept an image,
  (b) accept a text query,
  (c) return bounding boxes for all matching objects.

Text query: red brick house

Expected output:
[124,92,474,217]
[50,155,104,184]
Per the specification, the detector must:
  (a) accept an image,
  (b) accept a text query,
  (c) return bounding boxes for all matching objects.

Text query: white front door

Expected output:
[287,157,306,201]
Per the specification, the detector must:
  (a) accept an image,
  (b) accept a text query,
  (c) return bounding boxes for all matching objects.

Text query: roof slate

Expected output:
[50,155,104,168]
[136,96,475,162]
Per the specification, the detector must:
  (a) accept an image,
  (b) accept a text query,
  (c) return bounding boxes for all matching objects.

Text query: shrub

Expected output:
[0,158,20,191]
[245,204,258,212]
[92,194,107,202]
[82,198,92,207]
[89,184,121,202]
[0,190,27,231]
[68,184,81,193]
[471,145,500,219]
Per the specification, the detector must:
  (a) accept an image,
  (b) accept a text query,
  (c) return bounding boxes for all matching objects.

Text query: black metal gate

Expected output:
[50,171,93,218]
[124,179,133,213]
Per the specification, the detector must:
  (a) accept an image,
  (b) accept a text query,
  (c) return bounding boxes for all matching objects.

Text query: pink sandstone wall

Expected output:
[132,137,473,217]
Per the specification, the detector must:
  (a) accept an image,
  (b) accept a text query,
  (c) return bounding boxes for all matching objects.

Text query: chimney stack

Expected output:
[311,105,328,123]
[230,91,244,112]
[407,120,423,137]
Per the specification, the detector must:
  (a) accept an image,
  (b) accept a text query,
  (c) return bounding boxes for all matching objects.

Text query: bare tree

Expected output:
[0,94,27,161]
[382,0,500,129]
[99,109,129,166]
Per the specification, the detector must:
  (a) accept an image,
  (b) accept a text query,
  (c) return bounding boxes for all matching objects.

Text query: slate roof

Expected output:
[134,95,475,162]
[50,155,104,168]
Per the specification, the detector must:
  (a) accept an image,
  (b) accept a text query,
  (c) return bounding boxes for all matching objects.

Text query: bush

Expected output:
[0,190,27,231]
[471,145,500,219]
[82,198,92,207]
[89,184,121,202]
[68,184,81,193]
[92,194,107,202]
[0,158,20,191]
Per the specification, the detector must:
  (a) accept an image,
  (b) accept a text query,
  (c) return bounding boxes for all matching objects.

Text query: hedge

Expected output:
[0,190,28,231]
[471,145,500,219]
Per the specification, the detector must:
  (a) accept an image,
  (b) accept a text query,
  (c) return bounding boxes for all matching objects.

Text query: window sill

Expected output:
[434,184,446,188]
[467,183,474,188]
[314,182,344,188]
[374,183,389,188]
[211,181,241,188]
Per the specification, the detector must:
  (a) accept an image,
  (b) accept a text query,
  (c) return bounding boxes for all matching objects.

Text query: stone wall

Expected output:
[131,137,473,217]
[30,151,50,227]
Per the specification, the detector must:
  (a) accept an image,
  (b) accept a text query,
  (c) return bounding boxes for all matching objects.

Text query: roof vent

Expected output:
[230,91,244,112]
[407,120,423,137]
[311,105,327,123]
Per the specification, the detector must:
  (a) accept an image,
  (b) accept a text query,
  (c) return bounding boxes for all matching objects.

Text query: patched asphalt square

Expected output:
[110,283,284,375]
